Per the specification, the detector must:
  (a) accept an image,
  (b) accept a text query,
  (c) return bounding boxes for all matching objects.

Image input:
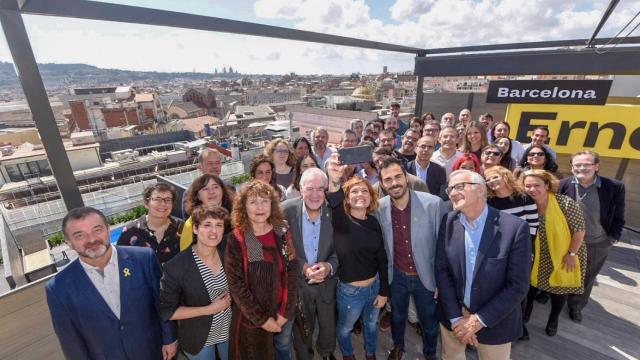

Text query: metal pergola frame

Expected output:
[1,0,639,210]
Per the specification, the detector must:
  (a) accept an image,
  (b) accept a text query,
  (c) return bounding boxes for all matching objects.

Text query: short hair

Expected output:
[350,119,363,129]
[191,206,229,231]
[378,157,407,175]
[380,128,396,138]
[143,183,177,205]
[197,148,221,164]
[424,120,441,130]
[403,129,419,138]
[390,102,400,109]
[484,166,523,197]
[62,207,108,239]
[440,125,457,135]
[491,121,511,139]
[372,146,393,156]
[231,180,285,231]
[450,169,487,198]
[411,116,424,127]
[185,174,234,216]
[481,144,503,157]
[521,169,559,194]
[570,150,600,165]
[532,126,549,136]
[299,167,328,189]
[342,176,379,214]
[421,112,437,122]
[313,126,328,137]
[340,129,357,142]
[481,113,493,120]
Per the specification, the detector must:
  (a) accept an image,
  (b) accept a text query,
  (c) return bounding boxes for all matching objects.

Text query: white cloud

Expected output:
[389,0,436,20]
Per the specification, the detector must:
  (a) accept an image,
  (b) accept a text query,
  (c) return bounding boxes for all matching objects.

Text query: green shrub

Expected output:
[108,205,148,226]
[47,232,65,248]
[230,173,251,185]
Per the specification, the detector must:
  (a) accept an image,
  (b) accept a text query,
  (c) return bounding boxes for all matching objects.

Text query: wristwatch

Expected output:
[568,251,577,257]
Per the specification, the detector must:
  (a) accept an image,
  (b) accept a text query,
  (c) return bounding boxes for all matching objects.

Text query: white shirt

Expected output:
[313,146,334,169]
[431,149,463,177]
[510,140,525,163]
[79,245,121,319]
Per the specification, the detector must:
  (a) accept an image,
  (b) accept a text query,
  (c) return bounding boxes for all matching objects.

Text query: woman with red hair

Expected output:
[451,152,481,173]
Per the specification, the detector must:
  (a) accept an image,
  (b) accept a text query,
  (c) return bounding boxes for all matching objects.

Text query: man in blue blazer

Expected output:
[435,170,531,359]
[46,207,177,360]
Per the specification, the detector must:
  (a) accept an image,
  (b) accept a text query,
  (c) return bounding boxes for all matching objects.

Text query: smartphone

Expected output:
[338,145,373,165]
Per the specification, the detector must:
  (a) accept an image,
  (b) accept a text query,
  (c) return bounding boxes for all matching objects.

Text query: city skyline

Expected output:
[0,0,637,75]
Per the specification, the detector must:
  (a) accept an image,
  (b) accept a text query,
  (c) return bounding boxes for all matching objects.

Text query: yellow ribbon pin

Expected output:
[123,268,131,277]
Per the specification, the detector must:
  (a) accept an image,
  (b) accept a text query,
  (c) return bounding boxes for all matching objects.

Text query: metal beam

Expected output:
[586,0,620,48]
[16,0,423,54]
[0,3,84,210]
[424,36,640,55]
[415,46,640,76]
[414,53,425,117]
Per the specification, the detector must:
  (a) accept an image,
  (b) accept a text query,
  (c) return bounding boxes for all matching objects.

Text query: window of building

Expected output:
[5,159,53,182]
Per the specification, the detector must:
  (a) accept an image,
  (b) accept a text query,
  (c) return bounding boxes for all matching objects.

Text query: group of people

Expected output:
[45,105,626,360]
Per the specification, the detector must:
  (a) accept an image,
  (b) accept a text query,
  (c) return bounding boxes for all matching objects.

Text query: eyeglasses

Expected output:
[572,163,594,169]
[528,152,545,157]
[445,182,478,195]
[149,197,173,204]
[483,150,501,157]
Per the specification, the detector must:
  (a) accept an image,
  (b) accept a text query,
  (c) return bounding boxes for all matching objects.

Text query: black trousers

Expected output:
[293,282,336,360]
[568,242,612,311]
[525,286,567,323]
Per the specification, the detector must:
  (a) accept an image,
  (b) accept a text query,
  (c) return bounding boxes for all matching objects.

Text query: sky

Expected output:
[0,0,638,75]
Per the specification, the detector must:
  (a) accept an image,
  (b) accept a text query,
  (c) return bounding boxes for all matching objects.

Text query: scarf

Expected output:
[531,193,581,288]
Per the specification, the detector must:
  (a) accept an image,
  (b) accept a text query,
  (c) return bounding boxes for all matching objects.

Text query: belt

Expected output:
[400,270,418,276]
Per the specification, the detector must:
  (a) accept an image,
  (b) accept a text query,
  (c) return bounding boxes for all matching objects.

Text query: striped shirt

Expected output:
[488,193,539,236]
[192,248,232,345]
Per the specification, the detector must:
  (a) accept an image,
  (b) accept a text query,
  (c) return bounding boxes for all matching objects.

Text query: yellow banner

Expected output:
[505,103,640,159]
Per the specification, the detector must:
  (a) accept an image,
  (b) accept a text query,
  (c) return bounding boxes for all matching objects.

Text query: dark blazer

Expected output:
[159,242,227,355]
[46,246,176,360]
[558,176,626,241]
[406,160,447,199]
[435,207,531,345]
[282,198,338,302]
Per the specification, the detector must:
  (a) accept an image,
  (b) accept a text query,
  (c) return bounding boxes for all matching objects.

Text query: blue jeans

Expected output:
[336,279,381,356]
[185,341,229,360]
[273,319,294,360]
[390,269,439,357]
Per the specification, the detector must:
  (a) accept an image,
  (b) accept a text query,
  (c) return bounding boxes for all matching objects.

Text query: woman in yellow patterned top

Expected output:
[521,170,586,337]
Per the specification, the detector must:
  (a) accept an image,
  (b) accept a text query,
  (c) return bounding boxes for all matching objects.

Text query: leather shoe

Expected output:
[535,291,550,304]
[569,308,583,323]
[387,347,404,360]
[408,321,422,336]
[545,318,558,337]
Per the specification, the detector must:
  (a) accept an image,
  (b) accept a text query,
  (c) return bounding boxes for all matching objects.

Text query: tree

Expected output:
[214,68,218,74]
[229,66,234,74]
[222,67,227,74]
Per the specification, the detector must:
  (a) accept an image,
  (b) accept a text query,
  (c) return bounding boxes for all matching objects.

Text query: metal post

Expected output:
[414,52,426,117]
[466,93,474,111]
[0,1,84,210]
[586,0,620,48]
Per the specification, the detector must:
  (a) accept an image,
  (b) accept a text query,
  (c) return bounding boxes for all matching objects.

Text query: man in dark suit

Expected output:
[436,170,531,359]
[46,207,177,360]
[406,136,448,199]
[559,150,626,322]
[282,167,338,360]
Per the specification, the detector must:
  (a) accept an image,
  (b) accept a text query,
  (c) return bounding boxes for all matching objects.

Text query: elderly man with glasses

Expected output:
[436,170,531,360]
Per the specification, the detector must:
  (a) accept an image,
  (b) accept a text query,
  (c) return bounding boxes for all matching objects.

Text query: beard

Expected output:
[81,243,109,259]
[387,184,407,199]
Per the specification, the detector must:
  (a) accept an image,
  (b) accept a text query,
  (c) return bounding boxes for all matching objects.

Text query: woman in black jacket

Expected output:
[160,206,232,359]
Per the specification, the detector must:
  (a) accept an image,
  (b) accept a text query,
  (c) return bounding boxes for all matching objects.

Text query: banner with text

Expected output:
[505,103,640,159]
[487,80,612,105]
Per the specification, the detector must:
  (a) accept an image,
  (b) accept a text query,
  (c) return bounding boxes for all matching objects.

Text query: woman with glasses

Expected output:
[493,137,516,171]
[484,166,539,340]
[521,170,586,337]
[180,174,235,251]
[517,145,560,178]
[480,144,503,173]
[250,155,287,202]
[293,137,312,160]
[265,139,297,188]
[285,154,320,200]
[118,183,184,265]
[160,206,232,359]
[326,156,389,360]
[459,121,489,160]
[225,181,298,359]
